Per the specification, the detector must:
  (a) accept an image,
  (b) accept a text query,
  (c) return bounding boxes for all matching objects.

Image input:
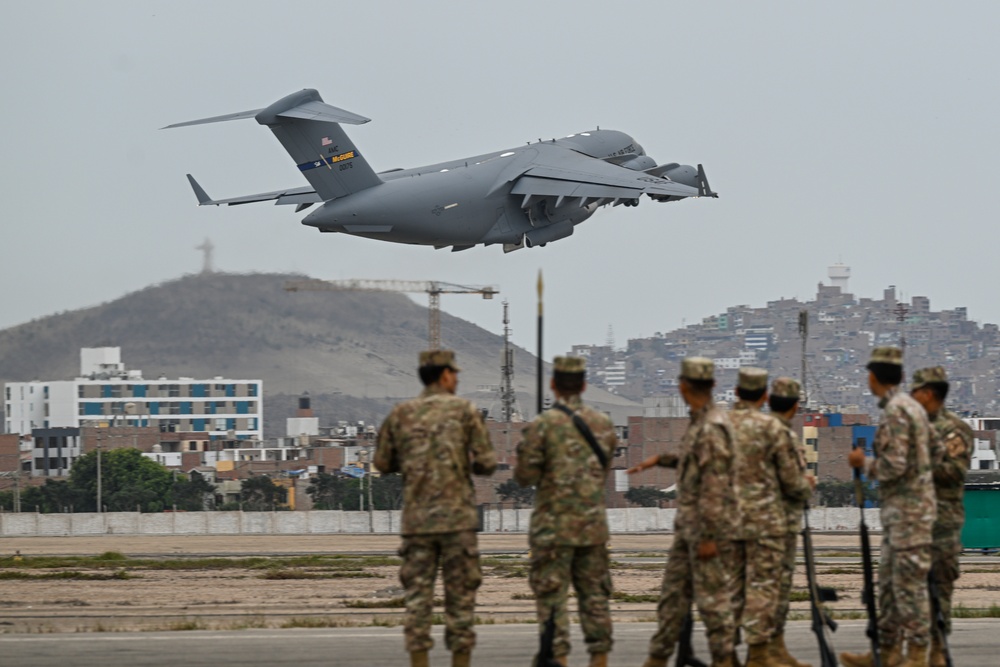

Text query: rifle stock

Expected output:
[803,503,838,667]
[854,454,882,667]
[675,612,708,667]
[928,572,954,667]
[536,608,562,667]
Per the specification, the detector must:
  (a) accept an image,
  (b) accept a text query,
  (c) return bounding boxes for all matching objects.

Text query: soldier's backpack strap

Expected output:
[550,403,609,468]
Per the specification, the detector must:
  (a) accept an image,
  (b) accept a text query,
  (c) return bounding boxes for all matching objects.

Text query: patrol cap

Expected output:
[553,356,586,374]
[911,366,948,391]
[679,357,714,381]
[419,350,460,371]
[868,346,902,367]
[737,367,768,391]
[770,377,802,400]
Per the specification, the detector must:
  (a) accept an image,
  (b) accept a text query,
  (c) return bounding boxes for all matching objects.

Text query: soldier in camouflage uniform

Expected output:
[843,347,936,667]
[375,350,497,667]
[768,377,816,667]
[515,356,617,667]
[629,357,742,667]
[730,369,813,667]
[910,367,973,667]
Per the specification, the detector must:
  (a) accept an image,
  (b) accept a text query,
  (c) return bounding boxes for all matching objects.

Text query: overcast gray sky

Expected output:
[2,1,998,357]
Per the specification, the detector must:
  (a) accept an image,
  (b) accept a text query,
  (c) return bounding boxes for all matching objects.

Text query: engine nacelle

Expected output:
[525,221,574,247]
[660,164,699,189]
[527,198,598,227]
[618,155,657,171]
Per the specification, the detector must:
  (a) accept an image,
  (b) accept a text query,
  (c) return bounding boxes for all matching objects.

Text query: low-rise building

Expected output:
[3,347,263,441]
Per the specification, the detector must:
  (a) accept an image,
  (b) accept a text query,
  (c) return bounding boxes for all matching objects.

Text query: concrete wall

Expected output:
[0,507,880,537]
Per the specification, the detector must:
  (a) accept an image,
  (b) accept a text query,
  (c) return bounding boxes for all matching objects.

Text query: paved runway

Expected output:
[0,619,996,666]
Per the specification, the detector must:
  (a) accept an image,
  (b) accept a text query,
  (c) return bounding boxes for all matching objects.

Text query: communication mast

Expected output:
[499,300,520,422]
[894,301,910,354]
[798,310,808,408]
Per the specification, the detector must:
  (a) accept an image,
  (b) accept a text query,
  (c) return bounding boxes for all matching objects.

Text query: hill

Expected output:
[0,273,638,435]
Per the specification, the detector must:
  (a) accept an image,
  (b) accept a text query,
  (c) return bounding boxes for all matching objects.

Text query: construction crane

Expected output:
[285,279,498,349]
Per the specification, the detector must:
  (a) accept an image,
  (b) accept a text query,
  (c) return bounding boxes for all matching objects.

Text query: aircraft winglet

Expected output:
[186,174,215,206]
[697,164,718,198]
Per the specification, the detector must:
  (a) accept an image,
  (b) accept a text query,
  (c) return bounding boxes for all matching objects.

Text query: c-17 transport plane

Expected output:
[166,88,716,252]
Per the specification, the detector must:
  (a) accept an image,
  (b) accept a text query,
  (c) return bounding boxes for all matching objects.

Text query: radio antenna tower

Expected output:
[500,300,520,422]
[798,310,809,408]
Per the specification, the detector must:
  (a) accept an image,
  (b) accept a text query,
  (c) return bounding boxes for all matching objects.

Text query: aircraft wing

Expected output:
[185,174,321,207]
[509,152,701,203]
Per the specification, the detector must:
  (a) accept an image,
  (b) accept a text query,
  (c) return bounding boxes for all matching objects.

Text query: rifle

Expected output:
[536,608,563,667]
[928,571,954,667]
[854,450,881,667]
[802,502,838,667]
[675,612,708,667]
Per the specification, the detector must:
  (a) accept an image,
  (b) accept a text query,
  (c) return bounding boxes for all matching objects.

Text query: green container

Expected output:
[962,489,1000,550]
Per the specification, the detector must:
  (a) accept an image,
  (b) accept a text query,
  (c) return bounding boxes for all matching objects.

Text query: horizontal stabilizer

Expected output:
[184,174,321,207]
[277,101,370,125]
[163,109,263,130]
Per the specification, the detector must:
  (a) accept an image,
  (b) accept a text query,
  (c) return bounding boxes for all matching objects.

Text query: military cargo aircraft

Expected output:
[166,89,716,252]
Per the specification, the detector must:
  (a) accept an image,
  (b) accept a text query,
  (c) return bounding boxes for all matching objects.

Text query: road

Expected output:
[0,620,996,667]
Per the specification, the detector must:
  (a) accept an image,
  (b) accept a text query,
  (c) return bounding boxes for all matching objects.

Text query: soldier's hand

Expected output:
[848,448,866,469]
[806,474,817,491]
[697,540,718,560]
[627,454,660,475]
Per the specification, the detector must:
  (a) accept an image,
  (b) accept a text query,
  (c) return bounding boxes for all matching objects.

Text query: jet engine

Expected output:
[659,164,699,188]
[618,155,657,171]
[526,198,599,227]
[524,221,574,247]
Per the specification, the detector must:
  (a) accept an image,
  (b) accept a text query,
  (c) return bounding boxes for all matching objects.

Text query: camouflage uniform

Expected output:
[647,357,742,665]
[375,351,497,655]
[515,356,617,660]
[730,369,812,648]
[867,359,936,650]
[772,409,811,636]
[912,367,973,641]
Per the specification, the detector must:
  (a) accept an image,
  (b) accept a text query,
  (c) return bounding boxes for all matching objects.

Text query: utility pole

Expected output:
[96,433,103,513]
[798,310,809,408]
[894,301,910,355]
[285,279,498,349]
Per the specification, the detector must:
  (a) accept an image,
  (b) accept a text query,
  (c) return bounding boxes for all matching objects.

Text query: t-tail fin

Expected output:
[165,89,383,201]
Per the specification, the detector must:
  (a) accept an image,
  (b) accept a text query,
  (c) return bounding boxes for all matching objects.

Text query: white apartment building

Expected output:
[4,347,263,441]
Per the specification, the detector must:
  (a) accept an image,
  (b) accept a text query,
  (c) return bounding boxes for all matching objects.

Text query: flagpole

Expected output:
[536,270,544,416]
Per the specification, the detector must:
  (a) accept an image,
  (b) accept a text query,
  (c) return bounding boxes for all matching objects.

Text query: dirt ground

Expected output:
[0,533,996,633]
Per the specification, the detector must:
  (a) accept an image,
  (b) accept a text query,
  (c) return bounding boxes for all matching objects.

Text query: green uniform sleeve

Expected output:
[374,411,399,474]
[774,422,812,503]
[694,422,732,542]
[934,424,972,486]
[514,419,545,487]
[468,405,497,476]
[874,402,913,484]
